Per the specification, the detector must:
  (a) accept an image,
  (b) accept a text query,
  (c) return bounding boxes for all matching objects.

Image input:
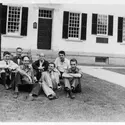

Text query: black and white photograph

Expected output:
[0,0,125,123]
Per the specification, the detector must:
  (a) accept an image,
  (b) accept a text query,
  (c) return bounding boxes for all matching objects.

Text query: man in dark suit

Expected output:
[32,53,49,81]
[13,47,23,65]
[11,47,23,89]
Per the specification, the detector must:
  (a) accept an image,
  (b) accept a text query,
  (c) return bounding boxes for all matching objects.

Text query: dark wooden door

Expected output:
[37,18,52,49]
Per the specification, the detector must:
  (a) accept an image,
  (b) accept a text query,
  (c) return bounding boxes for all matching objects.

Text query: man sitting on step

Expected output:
[13,55,35,98]
[13,47,23,65]
[55,50,70,79]
[0,51,19,90]
[32,53,49,81]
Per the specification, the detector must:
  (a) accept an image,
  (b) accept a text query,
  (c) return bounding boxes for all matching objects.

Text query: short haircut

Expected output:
[58,50,65,56]
[70,58,78,64]
[22,55,30,60]
[3,51,11,57]
[49,62,55,67]
[38,53,45,57]
[16,47,23,51]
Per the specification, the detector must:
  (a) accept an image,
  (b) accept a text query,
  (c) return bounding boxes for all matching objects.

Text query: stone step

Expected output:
[1,48,125,66]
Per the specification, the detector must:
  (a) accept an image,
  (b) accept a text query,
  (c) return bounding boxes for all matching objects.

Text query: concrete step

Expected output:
[1,48,125,66]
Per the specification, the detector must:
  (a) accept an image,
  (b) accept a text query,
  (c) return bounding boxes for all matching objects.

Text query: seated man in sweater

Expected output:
[62,58,83,99]
[28,62,61,100]
[0,51,19,89]
[13,55,35,98]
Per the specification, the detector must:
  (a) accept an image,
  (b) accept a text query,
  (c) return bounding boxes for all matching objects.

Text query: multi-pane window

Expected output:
[97,14,108,35]
[122,18,125,41]
[7,6,22,35]
[63,11,87,40]
[39,9,52,18]
[68,12,80,39]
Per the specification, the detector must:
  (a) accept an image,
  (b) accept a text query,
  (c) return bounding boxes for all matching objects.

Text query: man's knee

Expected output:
[42,72,48,76]
[64,78,69,82]
[42,72,50,80]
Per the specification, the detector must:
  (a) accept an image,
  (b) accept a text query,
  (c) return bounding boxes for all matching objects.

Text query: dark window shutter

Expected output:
[92,13,97,35]
[117,17,123,42]
[62,11,69,39]
[0,3,2,33]
[108,15,113,36]
[1,5,7,34]
[0,3,2,60]
[21,7,28,36]
[81,13,87,40]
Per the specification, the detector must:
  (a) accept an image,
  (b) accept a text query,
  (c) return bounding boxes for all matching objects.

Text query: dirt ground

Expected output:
[1,73,125,122]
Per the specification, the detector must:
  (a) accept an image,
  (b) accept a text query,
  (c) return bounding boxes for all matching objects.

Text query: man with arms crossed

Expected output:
[62,58,83,99]
[55,51,70,79]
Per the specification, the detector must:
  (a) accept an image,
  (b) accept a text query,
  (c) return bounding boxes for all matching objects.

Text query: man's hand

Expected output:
[8,67,16,71]
[34,76,37,82]
[38,66,44,70]
[27,75,32,82]
[57,84,62,90]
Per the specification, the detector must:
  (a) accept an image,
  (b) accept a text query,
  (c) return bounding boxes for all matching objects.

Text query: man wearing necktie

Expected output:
[13,47,23,65]
[12,47,23,88]
[28,62,61,100]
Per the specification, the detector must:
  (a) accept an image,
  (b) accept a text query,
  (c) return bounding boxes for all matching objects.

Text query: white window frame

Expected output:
[68,12,82,41]
[39,8,53,19]
[6,5,22,36]
[97,14,108,36]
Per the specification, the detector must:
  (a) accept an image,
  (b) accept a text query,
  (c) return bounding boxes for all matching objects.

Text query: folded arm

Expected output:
[62,72,73,78]
[69,73,81,78]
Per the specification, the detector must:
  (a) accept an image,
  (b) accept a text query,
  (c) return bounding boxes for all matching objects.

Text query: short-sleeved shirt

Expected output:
[54,57,70,73]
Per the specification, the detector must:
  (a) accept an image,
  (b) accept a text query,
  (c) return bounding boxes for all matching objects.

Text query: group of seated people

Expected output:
[0,47,83,100]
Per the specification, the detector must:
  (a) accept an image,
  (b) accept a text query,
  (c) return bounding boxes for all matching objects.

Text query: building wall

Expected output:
[1,3,125,56]
[52,4,125,55]
[1,4,38,49]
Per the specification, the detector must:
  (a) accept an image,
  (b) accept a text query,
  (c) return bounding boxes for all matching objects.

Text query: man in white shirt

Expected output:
[0,51,19,89]
[54,51,70,79]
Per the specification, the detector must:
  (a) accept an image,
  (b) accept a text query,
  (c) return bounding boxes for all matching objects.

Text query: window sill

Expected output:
[65,38,83,42]
[96,34,108,38]
[2,34,24,38]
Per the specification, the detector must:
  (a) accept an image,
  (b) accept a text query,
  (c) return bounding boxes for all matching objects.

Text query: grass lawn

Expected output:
[104,68,125,75]
[1,73,125,122]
